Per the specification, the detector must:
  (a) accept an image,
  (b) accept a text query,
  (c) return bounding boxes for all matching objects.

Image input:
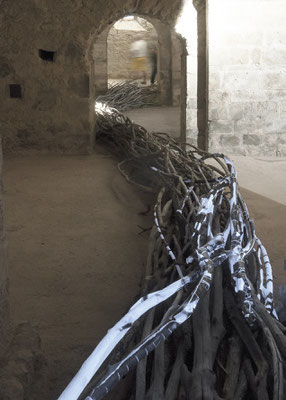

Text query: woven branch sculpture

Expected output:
[59,103,286,400]
[96,81,156,112]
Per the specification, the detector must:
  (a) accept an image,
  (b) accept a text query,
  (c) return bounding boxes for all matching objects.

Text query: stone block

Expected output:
[209,120,233,134]
[256,101,279,118]
[243,134,262,145]
[264,119,286,134]
[264,72,286,90]
[229,103,244,120]
[68,74,89,98]
[234,120,256,134]
[209,102,229,120]
[243,101,279,121]
[220,135,240,146]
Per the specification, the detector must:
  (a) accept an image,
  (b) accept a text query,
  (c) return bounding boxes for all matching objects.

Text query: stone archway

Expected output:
[88,12,193,145]
[107,16,158,86]
[91,15,174,106]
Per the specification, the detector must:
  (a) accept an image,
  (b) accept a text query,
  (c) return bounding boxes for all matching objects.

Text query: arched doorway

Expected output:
[90,14,187,143]
[107,16,158,87]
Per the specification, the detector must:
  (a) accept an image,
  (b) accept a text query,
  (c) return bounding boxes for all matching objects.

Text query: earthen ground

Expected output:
[3,146,154,398]
[3,109,286,398]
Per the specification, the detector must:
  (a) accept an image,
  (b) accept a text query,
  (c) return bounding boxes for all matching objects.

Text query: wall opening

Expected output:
[9,84,22,99]
[107,16,158,87]
[38,49,55,62]
[90,14,188,145]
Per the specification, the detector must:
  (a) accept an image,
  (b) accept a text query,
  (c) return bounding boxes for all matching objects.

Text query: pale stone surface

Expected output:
[243,134,262,146]
[208,0,286,156]
[220,135,240,147]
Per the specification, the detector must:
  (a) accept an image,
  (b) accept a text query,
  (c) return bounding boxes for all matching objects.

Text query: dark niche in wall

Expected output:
[9,84,22,99]
[39,49,55,62]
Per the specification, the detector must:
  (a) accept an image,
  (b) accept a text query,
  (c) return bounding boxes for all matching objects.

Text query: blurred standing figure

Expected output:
[149,45,158,85]
[130,38,147,84]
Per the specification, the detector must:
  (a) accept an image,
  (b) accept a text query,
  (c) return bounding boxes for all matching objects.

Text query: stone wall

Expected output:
[171,32,182,106]
[0,139,10,357]
[208,0,286,156]
[2,0,285,155]
[0,1,91,153]
[94,16,182,107]
[0,0,184,153]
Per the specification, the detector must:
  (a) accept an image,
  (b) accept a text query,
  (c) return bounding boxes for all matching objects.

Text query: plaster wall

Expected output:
[208,0,286,156]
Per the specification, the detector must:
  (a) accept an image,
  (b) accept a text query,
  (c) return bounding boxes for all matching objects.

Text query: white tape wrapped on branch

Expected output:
[86,267,214,400]
[256,236,274,312]
[57,274,195,400]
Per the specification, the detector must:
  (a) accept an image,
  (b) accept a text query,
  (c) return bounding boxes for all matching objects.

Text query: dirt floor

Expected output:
[3,147,154,398]
[3,147,285,398]
[2,106,286,398]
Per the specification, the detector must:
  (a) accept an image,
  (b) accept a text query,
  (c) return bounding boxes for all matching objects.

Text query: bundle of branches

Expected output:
[59,103,286,400]
[95,81,156,112]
